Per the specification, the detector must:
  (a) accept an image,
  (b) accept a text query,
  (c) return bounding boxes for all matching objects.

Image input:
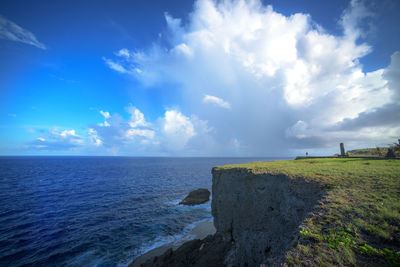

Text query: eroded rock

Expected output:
[179,188,210,205]
[139,234,231,267]
[211,168,324,265]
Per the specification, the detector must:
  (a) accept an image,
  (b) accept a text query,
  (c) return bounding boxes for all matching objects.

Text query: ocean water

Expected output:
[0,157,288,266]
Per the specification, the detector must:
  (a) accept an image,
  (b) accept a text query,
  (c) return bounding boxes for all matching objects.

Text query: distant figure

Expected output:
[340,143,345,156]
[306,152,308,157]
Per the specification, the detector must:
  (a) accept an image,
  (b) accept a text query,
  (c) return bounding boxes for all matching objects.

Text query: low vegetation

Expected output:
[347,139,400,158]
[347,147,389,157]
[218,158,400,266]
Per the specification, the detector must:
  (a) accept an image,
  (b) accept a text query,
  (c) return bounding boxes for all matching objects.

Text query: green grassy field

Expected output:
[217,158,400,266]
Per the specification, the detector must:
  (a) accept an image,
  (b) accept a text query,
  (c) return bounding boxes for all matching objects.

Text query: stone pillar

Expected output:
[340,143,345,156]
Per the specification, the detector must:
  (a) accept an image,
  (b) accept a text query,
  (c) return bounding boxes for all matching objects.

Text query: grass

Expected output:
[215,158,400,266]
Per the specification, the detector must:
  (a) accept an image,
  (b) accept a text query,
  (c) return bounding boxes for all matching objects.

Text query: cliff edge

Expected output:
[136,158,400,266]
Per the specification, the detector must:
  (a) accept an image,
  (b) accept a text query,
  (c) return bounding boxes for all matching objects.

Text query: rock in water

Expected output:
[179,188,210,205]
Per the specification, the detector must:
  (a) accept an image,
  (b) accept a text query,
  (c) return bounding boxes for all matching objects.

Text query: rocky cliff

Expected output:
[137,159,400,266]
[211,167,323,266]
[138,166,325,267]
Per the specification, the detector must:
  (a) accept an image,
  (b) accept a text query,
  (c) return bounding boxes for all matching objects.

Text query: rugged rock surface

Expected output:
[138,168,324,266]
[211,167,324,266]
[139,234,231,267]
[179,188,210,205]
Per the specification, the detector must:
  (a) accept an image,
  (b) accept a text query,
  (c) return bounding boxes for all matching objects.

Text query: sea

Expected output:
[0,156,289,266]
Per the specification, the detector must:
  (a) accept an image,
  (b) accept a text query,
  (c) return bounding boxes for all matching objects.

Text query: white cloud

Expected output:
[103,48,144,75]
[66,0,400,155]
[27,128,83,151]
[100,121,110,127]
[123,104,156,140]
[102,0,396,155]
[88,128,102,146]
[100,110,110,119]
[88,105,158,154]
[116,48,130,58]
[203,94,231,109]
[125,104,148,127]
[125,128,155,139]
[72,105,210,155]
[59,129,79,138]
[0,15,46,49]
[162,110,196,150]
[340,0,374,40]
[102,57,131,74]
[173,43,193,57]
[99,110,111,127]
[331,52,400,136]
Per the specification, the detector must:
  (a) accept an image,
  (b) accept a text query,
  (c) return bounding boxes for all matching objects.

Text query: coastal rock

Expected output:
[211,167,324,265]
[133,169,325,266]
[179,188,210,205]
[139,233,231,267]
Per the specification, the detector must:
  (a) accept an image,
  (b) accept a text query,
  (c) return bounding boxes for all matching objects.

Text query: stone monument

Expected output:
[340,143,345,156]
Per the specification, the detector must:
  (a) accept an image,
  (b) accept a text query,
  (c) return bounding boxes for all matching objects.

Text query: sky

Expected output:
[0,0,399,157]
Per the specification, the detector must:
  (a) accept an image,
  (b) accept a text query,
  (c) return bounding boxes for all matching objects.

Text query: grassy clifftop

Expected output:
[216,158,400,266]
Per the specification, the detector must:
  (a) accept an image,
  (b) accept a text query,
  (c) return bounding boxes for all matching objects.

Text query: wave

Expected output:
[125,218,213,266]
[166,197,213,212]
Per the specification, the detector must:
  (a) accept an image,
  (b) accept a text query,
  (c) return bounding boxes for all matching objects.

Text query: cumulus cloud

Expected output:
[0,15,46,49]
[99,0,400,155]
[161,110,196,150]
[126,105,148,127]
[27,128,82,151]
[124,105,155,140]
[24,0,397,156]
[331,52,400,140]
[383,51,400,100]
[88,128,102,146]
[57,129,80,138]
[203,94,231,109]
[27,0,384,156]
[85,105,209,155]
[340,0,374,40]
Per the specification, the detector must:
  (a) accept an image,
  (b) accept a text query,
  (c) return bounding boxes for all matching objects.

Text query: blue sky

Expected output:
[0,0,399,156]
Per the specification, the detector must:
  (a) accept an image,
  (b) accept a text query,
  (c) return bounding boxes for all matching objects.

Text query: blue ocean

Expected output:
[0,157,287,266]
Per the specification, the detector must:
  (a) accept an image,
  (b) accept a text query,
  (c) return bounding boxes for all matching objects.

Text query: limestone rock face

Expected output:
[133,168,325,267]
[211,168,324,266]
[179,188,210,205]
